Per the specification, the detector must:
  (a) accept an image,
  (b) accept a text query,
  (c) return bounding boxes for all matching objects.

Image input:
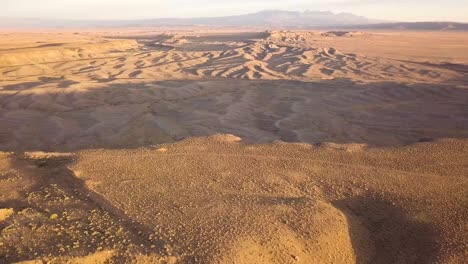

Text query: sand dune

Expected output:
[0,30,467,263]
[2,31,466,83]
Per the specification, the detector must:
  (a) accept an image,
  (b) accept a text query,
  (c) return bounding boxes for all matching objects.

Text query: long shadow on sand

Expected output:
[334,196,441,264]
[1,78,467,152]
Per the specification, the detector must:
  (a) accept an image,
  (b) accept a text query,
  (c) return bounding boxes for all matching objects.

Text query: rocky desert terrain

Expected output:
[0,30,467,263]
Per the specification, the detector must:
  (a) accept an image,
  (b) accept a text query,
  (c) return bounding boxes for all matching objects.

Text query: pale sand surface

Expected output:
[0,30,467,263]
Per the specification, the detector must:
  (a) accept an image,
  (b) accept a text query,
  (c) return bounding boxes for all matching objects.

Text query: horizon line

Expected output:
[1,9,467,25]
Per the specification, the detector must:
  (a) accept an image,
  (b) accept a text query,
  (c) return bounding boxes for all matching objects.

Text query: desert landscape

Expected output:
[0,28,467,263]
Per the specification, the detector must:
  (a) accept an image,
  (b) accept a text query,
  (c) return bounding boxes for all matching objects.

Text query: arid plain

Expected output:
[0,30,467,263]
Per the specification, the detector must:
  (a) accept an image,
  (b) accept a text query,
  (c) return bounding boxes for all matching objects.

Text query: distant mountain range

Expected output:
[1,10,467,30]
[346,22,468,31]
[142,10,382,28]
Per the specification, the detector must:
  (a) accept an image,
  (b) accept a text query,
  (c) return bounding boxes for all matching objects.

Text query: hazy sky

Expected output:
[2,0,468,22]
